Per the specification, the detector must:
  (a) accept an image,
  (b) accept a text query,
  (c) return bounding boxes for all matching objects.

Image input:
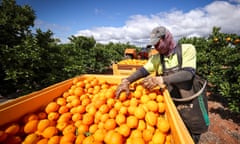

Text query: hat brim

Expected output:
[150,37,160,46]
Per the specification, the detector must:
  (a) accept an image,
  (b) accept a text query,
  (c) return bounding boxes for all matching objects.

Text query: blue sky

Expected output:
[16,0,240,46]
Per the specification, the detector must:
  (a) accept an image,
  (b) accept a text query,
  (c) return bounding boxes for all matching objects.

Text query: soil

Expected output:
[199,93,240,144]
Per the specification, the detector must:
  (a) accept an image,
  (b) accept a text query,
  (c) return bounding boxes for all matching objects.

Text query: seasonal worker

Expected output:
[115,26,209,143]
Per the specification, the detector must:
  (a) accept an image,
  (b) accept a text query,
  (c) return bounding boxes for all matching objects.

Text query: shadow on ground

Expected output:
[208,93,240,124]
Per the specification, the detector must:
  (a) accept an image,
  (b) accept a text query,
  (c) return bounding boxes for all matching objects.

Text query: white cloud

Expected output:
[75,1,240,47]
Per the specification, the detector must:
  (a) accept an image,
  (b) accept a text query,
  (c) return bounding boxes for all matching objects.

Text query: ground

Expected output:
[199,93,240,144]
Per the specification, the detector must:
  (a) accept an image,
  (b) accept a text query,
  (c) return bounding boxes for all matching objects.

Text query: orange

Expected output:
[71,105,85,114]
[56,122,68,131]
[22,113,38,123]
[94,99,107,109]
[82,113,94,125]
[86,105,97,116]
[62,91,70,98]
[38,112,47,120]
[146,100,158,112]
[109,108,118,118]
[77,124,89,134]
[36,138,48,144]
[57,112,72,123]
[133,90,142,99]
[41,126,58,139]
[71,98,81,107]
[158,102,166,113]
[75,133,86,144]
[58,105,69,114]
[118,91,127,101]
[94,111,102,123]
[47,112,59,121]
[24,119,38,133]
[152,131,166,144]
[74,87,84,96]
[134,106,146,119]
[90,78,99,87]
[115,114,126,126]
[62,124,76,135]
[101,83,109,89]
[145,112,157,126]
[157,119,170,133]
[129,98,138,106]
[131,137,145,144]
[72,113,82,122]
[140,94,150,104]
[127,106,136,115]
[84,83,92,89]
[60,133,76,144]
[99,104,110,114]
[81,98,91,106]
[105,89,115,98]
[97,122,105,129]
[48,135,61,144]
[4,123,20,135]
[66,95,77,102]
[104,130,115,143]
[76,81,85,88]
[119,106,128,115]
[72,77,79,85]
[118,124,131,137]
[100,113,109,122]
[130,129,142,138]
[37,119,51,132]
[122,99,130,107]
[23,133,41,144]
[89,124,98,133]
[56,97,67,106]
[142,129,153,142]
[82,135,94,144]
[146,124,155,134]
[137,120,146,131]
[45,102,59,114]
[114,101,122,111]
[93,129,106,142]
[104,119,117,130]
[108,131,123,144]
[126,116,138,129]
[156,95,164,102]
[148,92,157,100]
[136,84,144,92]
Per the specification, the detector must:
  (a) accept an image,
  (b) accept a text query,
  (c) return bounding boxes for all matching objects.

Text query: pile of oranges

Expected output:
[0,76,172,144]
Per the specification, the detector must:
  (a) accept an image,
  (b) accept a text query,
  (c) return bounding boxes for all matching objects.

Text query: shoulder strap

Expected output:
[160,43,182,72]
[176,43,182,69]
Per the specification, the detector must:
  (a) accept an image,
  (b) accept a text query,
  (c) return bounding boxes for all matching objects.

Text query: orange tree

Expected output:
[179,27,240,113]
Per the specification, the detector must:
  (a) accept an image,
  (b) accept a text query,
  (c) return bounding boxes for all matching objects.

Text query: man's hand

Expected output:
[142,76,164,89]
[115,78,130,99]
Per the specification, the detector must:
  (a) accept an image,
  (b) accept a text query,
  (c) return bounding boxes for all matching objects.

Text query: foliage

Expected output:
[0,0,35,47]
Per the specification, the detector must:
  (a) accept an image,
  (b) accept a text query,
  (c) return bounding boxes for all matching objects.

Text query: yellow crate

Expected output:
[112,63,142,75]
[0,74,194,144]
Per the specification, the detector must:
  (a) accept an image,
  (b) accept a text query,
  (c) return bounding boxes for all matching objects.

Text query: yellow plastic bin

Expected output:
[0,74,194,144]
[112,63,142,75]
